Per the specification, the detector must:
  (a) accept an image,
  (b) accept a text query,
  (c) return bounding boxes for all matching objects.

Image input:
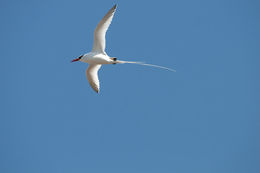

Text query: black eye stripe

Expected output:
[78,55,83,59]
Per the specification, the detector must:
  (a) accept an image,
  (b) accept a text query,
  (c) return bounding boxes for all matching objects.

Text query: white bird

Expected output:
[72,4,175,93]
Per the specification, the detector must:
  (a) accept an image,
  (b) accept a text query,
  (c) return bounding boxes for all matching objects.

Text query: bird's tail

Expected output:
[115,60,176,72]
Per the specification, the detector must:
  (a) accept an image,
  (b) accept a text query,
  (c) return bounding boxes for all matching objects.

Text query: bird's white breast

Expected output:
[81,52,112,64]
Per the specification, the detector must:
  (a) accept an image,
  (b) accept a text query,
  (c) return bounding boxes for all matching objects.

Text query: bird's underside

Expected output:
[86,5,117,93]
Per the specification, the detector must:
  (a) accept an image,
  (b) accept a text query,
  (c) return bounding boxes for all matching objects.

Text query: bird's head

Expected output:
[71,55,83,62]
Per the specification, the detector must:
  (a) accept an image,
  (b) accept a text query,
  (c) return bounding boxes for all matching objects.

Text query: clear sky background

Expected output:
[1,0,259,172]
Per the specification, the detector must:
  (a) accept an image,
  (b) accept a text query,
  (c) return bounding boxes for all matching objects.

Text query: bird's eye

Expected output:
[78,55,83,59]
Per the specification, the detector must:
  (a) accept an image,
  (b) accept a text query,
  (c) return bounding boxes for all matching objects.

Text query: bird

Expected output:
[71,4,175,93]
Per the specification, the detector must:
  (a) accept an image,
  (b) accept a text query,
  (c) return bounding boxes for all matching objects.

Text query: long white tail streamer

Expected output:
[116,60,176,72]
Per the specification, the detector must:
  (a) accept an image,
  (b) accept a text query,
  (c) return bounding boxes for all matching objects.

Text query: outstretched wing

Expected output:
[86,64,102,93]
[92,4,117,54]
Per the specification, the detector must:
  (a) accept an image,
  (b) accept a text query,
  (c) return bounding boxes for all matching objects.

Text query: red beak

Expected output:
[71,58,80,62]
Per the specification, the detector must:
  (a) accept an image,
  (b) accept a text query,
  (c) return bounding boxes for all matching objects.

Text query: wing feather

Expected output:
[92,4,117,54]
[86,64,102,93]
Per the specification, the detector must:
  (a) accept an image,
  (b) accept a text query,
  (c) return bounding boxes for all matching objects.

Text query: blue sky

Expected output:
[1,0,259,172]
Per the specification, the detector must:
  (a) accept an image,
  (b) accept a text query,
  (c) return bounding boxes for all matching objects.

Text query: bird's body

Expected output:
[72,4,175,93]
[80,52,114,65]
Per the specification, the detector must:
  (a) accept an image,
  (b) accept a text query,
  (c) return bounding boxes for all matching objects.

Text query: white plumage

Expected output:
[92,5,117,54]
[71,4,175,93]
[86,64,102,93]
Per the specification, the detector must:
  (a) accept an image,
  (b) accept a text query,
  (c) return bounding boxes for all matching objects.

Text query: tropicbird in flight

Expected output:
[71,4,175,93]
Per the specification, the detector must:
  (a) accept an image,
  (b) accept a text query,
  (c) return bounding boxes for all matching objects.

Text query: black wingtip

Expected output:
[113,4,117,9]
